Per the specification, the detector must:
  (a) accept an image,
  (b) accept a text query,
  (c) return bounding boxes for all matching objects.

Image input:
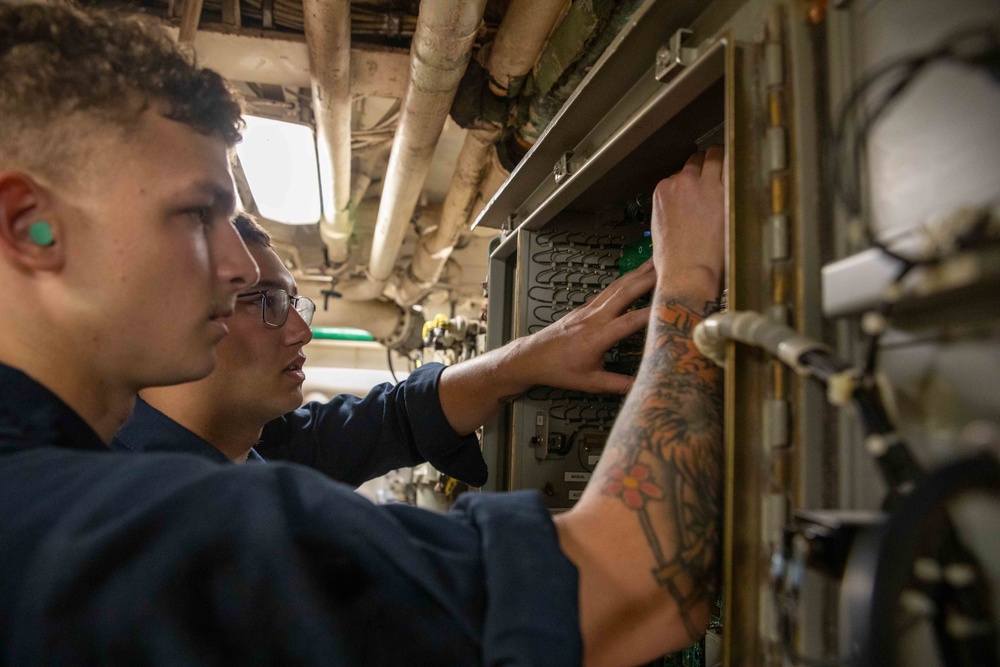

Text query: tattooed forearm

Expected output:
[599,296,723,641]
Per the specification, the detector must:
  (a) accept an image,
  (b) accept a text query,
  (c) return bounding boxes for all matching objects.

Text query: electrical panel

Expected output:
[508,218,649,511]
[485,58,727,502]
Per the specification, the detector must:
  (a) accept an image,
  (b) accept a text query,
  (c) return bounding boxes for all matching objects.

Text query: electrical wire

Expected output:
[387,348,399,384]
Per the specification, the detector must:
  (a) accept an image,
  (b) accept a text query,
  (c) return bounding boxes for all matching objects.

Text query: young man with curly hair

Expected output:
[0,3,725,664]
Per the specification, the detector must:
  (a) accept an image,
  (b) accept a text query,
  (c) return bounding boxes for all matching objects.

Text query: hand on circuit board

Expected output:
[512,258,657,395]
[436,260,656,434]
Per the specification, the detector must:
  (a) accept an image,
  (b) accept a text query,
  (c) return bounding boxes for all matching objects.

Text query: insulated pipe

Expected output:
[484,0,569,96]
[311,327,375,342]
[352,0,488,299]
[349,146,391,214]
[395,0,567,306]
[396,127,495,305]
[302,0,353,265]
[178,0,205,43]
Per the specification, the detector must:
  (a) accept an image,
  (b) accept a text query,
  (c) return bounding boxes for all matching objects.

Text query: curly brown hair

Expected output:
[0,1,243,181]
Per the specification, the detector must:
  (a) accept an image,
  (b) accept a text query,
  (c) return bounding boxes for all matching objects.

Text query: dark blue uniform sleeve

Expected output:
[0,450,581,665]
[255,362,487,487]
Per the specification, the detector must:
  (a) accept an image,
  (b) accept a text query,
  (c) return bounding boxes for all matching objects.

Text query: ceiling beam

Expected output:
[167,24,409,98]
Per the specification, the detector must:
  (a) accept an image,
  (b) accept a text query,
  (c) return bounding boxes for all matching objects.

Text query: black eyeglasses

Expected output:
[238,288,316,328]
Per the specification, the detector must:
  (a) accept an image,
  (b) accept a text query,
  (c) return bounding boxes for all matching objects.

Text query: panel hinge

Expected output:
[763,399,790,450]
[767,213,791,262]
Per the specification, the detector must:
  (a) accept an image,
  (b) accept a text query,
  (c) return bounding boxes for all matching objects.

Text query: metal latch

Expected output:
[655,28,699,82]
[499,214,515,241]
[531,410,549,460]
[553,151,574,185]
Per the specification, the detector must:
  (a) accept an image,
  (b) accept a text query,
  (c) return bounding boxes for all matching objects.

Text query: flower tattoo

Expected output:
[602,463,665,510]
[596,299,723,642]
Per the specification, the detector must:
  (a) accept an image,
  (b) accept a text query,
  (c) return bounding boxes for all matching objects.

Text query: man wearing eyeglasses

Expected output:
[113,212,650,487]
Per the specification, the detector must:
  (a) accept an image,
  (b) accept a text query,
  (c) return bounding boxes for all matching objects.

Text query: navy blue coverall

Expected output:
[0,362,581,665]
[113,363,487,486]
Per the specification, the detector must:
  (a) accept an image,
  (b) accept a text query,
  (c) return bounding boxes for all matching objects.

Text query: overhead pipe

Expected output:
[302,0,353,265]
[338,0,488,301]
[178,0,205,43]
[396,127,494,305]
[349,144,391,214]
[514,0,644,154]
[484,0,569,98]
[395,0,568,307]
[311,327,375,342]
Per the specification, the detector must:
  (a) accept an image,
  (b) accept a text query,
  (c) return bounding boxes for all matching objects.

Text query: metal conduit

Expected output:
[338,0,488,301]
[302,0,353,265]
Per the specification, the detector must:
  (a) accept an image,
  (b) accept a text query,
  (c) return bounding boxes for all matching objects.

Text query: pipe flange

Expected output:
[378,306,422,352]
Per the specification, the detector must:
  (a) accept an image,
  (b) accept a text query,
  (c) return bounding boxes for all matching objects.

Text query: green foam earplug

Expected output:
[29,221,54,247]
